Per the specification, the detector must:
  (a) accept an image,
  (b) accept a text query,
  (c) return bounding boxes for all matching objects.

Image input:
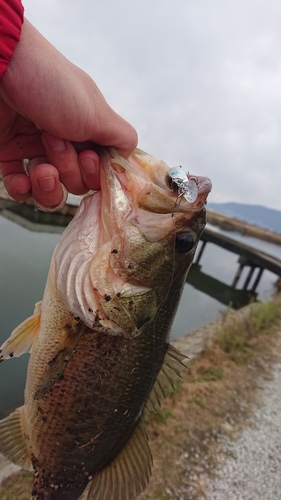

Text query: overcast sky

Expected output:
[23,0,281,211]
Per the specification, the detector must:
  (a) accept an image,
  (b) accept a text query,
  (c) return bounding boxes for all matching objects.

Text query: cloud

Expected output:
[23,0,281,210]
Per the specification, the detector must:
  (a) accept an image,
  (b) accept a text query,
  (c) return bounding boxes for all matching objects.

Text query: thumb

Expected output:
[90,104,138,159]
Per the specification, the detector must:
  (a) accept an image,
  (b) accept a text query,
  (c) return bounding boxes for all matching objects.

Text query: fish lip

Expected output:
[195,176,212,195]
[166,175,212,212]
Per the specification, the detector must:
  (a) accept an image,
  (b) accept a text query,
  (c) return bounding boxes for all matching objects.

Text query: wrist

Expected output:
[0,19,69,129]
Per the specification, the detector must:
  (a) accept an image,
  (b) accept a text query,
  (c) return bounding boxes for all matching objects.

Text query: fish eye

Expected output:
[175,232,196,253]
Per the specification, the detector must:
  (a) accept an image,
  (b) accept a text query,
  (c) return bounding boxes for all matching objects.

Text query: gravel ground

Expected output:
[201,362,281,500]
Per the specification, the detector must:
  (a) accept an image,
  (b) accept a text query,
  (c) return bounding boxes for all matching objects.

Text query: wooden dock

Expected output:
[196,227,281,291]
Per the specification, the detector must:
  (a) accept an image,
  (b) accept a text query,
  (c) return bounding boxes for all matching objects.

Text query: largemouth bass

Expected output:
[0,148,211,500]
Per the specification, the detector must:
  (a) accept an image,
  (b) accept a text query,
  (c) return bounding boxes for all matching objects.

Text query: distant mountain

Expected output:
[207,202,281,235]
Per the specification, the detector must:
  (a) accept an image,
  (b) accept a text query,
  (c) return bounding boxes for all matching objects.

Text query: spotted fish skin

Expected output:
[0,148,211,500]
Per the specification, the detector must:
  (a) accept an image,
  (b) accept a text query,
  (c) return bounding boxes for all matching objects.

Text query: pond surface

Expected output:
[0,205,279,418]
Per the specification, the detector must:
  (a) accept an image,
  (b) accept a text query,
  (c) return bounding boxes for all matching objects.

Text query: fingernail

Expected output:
[44,134,67,152]
[33,184,68,213]
[38,176,55,191]
[81,157,97,174]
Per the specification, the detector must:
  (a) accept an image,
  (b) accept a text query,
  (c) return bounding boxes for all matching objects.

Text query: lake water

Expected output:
[0,205,279,418]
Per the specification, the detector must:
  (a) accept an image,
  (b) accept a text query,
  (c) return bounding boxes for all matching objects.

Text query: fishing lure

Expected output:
[165,166,198,204]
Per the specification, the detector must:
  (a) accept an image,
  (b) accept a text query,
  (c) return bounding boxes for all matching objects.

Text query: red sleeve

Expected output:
[0,0,24,77]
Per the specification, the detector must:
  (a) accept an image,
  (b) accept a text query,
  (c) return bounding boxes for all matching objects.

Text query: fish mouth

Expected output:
[54,147,212,331]
[106,148,212,215]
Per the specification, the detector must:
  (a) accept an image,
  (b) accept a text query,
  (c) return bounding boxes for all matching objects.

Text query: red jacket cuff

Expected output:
[0,0,24,77]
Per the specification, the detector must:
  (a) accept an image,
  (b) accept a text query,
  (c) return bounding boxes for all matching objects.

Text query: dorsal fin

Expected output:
[87,418,152,500]
[146,343,187,413]
[0,302,41,361]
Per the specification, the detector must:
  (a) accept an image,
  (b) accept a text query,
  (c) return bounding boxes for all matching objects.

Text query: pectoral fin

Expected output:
[0,302,41,362]
[87,418,152,500]
[0,407,32,471]
[146,343,187,413]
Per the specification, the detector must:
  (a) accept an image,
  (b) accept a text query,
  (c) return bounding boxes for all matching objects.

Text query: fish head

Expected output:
[54,148,211,337]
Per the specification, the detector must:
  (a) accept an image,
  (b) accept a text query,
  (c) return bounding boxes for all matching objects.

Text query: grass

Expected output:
[187,396,204,406]
[217,300,281,360]
[1,298,281,500]
[0,473,32,500]
[205,367,224,380]
[147,408,173,425]
[254,300,281,330]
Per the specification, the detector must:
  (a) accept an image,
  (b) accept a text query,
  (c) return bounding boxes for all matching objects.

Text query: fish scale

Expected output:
[0,147,211,500]
[30,331,158,499]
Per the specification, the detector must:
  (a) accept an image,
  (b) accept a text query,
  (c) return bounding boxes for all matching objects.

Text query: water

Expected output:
[0,207,279,418]
[0,213,61,419]
[171,226,279,338]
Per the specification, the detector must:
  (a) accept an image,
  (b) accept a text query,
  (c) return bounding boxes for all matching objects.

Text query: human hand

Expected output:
[0,19,137,210]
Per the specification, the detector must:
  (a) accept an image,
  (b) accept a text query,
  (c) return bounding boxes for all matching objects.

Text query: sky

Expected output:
[23,0,281,211]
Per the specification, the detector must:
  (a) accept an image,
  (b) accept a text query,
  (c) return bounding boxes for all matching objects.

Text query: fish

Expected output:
[0,147,211,500]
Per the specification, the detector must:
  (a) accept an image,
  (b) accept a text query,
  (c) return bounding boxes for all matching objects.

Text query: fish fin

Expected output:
[87,419,152,500]
[34,322,85,400]
[0,302,41,362]
[146,343,187,413]
[0,407,32,471]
